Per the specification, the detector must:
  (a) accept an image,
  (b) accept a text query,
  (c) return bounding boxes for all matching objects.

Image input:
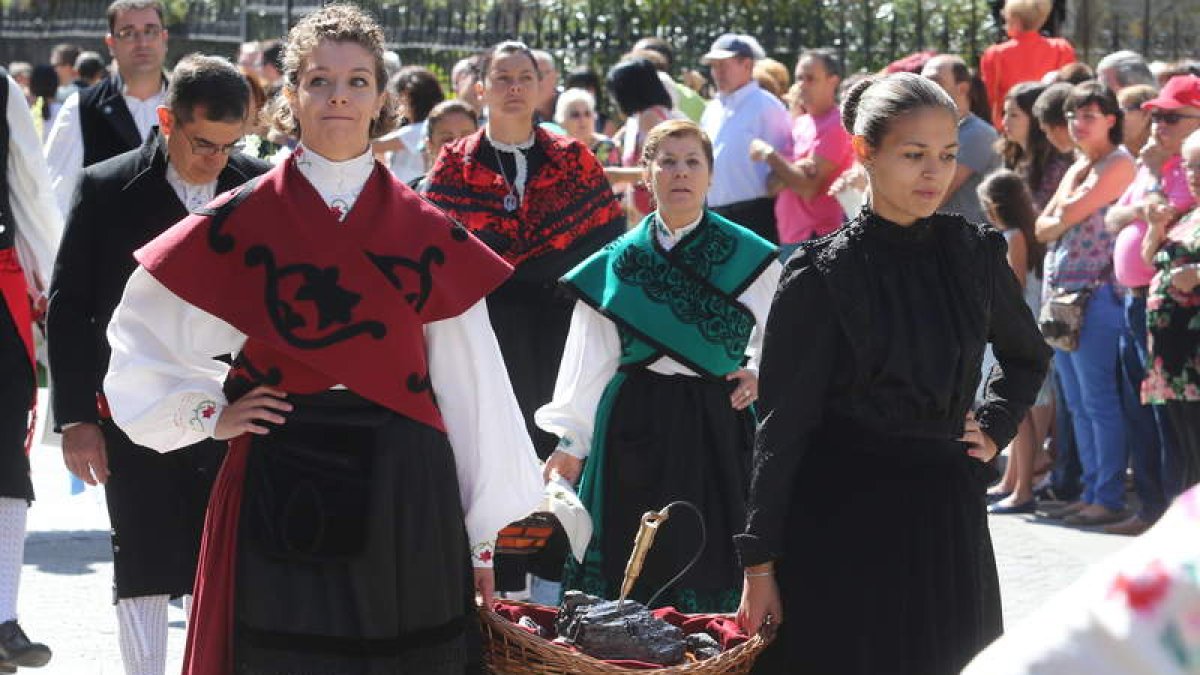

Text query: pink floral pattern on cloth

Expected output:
[962,486,1200,674]
[1143,211,1200,405]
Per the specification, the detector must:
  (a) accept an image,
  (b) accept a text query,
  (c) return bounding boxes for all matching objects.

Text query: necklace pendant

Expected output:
[503,193,519,212]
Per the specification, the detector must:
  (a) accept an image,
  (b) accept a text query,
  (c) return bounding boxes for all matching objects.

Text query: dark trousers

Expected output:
[1117,294,1170,521]
[1049,369,1082,501]
[711,197,779,245]
[1163,400,1200,498]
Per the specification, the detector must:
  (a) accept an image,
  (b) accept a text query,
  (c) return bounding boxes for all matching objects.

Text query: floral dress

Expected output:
[1143,210,1200,404]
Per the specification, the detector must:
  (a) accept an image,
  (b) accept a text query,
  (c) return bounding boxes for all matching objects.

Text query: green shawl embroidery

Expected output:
[562,211,776,379]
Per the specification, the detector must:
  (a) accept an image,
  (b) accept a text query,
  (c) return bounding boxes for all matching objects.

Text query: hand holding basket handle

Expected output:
[737,569,780,641]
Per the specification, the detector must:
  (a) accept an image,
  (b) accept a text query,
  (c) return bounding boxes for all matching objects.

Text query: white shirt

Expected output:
[963,486,1200,675]
[700,80,793,207]
[103,146,544,562]
[384,121,426,184]
[43,83,165,217]
[4,75,64,292]
[289,144,374,221]
[534,213,782,460]
[164,162,216,214]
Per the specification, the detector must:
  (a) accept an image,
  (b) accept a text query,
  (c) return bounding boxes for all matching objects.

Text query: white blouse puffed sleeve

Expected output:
[533,300,621,461]
[104,266,245,451]
[425,299,544,563]
[742,259,783,374]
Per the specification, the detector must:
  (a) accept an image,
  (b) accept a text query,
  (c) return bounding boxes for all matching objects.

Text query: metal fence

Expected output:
[3,0,1199,76]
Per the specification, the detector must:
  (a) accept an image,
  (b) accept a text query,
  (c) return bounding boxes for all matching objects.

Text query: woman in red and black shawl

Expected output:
[422,41,626,464]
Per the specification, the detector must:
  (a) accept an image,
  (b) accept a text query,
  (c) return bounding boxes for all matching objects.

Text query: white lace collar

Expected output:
[485,129,536,205]
[292,144,376,221]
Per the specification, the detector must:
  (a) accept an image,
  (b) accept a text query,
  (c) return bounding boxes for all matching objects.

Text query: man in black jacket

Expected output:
[43,0,169,216]
[47,54,269,675]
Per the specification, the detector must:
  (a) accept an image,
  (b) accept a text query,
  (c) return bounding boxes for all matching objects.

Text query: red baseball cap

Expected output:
[1143,75,1200,110]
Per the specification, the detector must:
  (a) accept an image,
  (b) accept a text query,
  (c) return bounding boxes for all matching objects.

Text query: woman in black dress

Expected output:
[736,72,1051,675]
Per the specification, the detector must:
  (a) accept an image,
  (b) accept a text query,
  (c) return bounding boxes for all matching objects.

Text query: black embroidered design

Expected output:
[244,245,387,349]
[406,371,437,406]
[294,267,361,329]
[197,178,260,254]
[366,247,445,312]
[613,228,753,361]
[675,223,736,276]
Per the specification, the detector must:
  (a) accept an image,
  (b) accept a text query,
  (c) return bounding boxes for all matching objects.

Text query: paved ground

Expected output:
[13,388,1133,673]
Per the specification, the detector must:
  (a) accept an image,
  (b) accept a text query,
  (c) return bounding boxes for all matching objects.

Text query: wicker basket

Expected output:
[479,600,769,675]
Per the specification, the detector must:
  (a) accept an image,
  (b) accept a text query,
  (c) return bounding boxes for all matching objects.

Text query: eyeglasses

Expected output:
[113,25,163,42]
[176,126,244,157]
[1151,111,1200,125]
[1065,111,1106,123]
[567,109,593,119]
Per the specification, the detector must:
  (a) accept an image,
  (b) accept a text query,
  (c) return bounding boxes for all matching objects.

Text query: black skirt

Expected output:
[102,420,224,599]
[233,391,474,675]
[486,278,574,461]
[568,369,754,613]
[751,425,1002,675]
[0,299,34,502]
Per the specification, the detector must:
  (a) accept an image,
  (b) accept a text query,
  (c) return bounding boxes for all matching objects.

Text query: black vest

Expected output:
[0,67,13,250]
[77,75,146,168]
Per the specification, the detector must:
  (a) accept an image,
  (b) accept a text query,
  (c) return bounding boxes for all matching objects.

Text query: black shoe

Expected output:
[0,621,51,668]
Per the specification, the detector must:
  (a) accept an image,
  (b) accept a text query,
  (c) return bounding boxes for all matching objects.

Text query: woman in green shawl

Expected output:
[537,120,781,612]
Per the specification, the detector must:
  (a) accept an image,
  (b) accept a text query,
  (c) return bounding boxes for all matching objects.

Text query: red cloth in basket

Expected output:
[491,601,750,669]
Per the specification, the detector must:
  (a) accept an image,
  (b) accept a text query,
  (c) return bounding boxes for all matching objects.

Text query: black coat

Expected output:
[47,132,271,427]
[76,74,156,168]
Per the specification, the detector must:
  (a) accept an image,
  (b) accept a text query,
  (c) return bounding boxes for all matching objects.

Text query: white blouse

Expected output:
[534,215,783,460]
[103,145,544,564]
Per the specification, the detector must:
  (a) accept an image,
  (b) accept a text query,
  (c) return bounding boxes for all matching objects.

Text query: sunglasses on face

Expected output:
[1151,111,1200,125]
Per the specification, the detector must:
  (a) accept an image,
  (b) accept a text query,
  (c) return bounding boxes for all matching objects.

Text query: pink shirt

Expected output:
[774,107,854,244]
[1113,156,1196,288]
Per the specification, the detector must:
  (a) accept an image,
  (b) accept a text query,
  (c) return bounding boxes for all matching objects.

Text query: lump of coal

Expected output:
[685,632,722,660]
[556,590,603,638]
[566,600,685,665]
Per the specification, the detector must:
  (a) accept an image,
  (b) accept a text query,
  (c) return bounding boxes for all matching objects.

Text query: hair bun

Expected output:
[841,76,877,134]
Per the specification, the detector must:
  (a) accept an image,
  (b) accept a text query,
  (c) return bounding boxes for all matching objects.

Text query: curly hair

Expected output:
[270,4,398,139]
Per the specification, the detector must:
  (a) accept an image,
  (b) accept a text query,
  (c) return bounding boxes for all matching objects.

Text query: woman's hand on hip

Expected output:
[737,566,782,638]
[543,450,584,484]
[961,411,999,463]
[212,386,292,441]
[726,369,759,410]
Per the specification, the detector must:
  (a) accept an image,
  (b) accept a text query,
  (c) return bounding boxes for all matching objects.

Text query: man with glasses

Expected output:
[43,0,169,217]
[1103,75,1200,537]
[46,54,268,675]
